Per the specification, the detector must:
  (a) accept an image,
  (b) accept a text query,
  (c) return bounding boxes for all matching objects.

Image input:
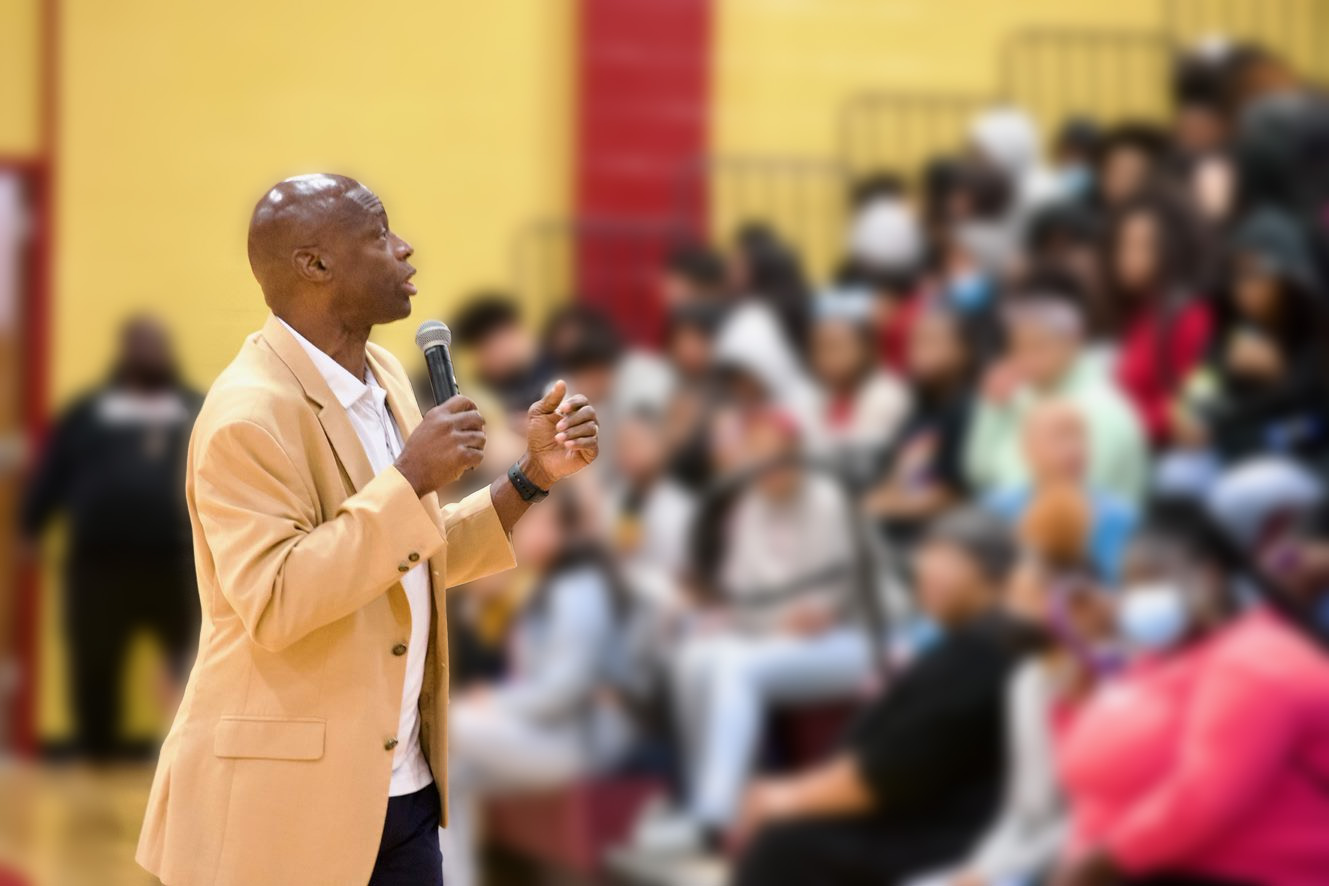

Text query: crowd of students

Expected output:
[433,41,1329,886]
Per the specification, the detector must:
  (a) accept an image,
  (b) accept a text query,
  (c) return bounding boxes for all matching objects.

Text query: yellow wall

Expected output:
[54,0,576,404]
[0,0,41,155]
[38,0,575,740]
[712,0,1163,157]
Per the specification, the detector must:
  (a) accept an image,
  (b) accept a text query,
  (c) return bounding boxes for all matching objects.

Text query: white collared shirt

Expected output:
[279,318,434,796]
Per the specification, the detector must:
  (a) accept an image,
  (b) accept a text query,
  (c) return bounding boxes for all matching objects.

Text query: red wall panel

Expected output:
[574,0,711,342]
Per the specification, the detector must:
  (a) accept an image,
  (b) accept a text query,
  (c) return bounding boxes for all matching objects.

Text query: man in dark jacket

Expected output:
[732,510,1034,886]
[21,315,202,760]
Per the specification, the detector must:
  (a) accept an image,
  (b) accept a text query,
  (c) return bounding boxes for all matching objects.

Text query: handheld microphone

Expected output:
[415,320,460,405]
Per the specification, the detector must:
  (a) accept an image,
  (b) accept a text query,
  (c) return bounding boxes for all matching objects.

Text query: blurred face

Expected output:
[659,270,698,309]
[615,414,667,483]
[1007,316,1078,388]
[907,310,966,384]
[1190,155,1235,223]
[473,323,533,384]
[1174,104,1227,155]
[914,541,991,626]
[1023,405,1088,483]
[567,365,613,405]
[1234,253,1283,324]
[1102,146,1152,207]
[811,319,871,390]
[116,318,177,389]
[1115,210,1161,293]
[669,323,713,378]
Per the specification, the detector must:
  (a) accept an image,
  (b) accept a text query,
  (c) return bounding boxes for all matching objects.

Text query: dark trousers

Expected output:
[734,814,979,886]
[65,554,198,761]
[369,782,444,886]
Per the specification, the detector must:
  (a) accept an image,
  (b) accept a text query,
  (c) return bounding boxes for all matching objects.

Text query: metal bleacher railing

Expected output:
[678,154,850,284]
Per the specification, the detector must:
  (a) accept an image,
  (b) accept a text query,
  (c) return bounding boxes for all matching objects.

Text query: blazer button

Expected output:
[408,551,420,562]
[397,562,409,573]
[392,643,408,656]
[384,737,399,751]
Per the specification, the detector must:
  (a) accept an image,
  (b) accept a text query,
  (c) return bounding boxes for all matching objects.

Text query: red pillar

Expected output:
[573,0,712,343]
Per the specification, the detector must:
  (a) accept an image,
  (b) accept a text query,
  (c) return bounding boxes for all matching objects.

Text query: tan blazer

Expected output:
[136,315,515,886]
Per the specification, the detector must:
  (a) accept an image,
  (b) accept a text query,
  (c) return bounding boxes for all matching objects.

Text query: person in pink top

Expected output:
[1054,507,1329,886]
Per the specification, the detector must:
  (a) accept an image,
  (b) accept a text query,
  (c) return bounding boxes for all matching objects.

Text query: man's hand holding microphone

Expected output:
[395,320,599,500]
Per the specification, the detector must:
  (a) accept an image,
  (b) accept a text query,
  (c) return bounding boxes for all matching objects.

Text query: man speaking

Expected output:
[136,174,600,886]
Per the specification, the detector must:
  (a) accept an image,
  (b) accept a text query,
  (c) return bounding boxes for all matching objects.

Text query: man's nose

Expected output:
[394,235,414,259]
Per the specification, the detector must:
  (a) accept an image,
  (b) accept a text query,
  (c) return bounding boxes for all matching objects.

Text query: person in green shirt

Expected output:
[965,267,1149,506]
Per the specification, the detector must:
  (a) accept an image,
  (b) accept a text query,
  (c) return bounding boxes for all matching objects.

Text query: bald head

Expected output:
[246,174,416,331]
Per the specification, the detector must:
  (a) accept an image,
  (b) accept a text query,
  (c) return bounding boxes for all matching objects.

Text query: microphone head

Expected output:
[415,320,452,352]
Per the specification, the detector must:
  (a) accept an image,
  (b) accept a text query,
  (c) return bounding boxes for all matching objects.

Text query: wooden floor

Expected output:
[0,763,158,886]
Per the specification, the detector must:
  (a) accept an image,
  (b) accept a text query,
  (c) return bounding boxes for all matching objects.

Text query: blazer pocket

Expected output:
[214,715,326,761]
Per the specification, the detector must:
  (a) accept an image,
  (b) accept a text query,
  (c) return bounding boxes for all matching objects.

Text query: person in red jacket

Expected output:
[1104,194,1212,447]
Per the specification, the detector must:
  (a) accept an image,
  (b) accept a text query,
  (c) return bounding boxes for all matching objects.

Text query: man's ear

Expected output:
[293,248,331,283]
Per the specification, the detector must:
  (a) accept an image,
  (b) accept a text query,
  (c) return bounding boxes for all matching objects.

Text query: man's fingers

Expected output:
[455,429,487,450]
[533,379,567,414]
[556,420,598,441]
[440,395,479,414]
[560,435,598,451]
[453,410,485,431]
[555,393,590,417]
[554,404,596,431]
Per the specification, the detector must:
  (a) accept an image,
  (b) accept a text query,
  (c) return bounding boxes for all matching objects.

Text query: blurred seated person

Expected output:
[666,300,728,383]
[21,315,201,761]
[1053,505,1329,886]
[965,266,1148,505]
[606,393,697,594]
[1103,195,1212,446]
[906,509,1115,886]
[731,511,1035,886]
[986,400,1138,581]
[728,223,812,353]
[550,309,622,409]
[441,480,646,886]
[1050,117,1102,205]
[636,405,870,852]
[865,304,976,548]
[839,195,926,373]
[659,243,729,309]
[442,293,549,421]
[1165,210,1328,491]
[810,291,911,485]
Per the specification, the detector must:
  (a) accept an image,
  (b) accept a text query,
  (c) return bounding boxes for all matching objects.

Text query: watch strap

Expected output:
[508,461,550,502]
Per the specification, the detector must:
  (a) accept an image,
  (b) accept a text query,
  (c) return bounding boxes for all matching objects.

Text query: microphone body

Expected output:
[415,321,460,405]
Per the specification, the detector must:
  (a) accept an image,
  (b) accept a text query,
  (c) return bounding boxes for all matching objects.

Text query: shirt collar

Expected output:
[277,317,385,411]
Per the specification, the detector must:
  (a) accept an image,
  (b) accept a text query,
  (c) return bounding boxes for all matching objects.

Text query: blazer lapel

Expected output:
[259,314,376,493]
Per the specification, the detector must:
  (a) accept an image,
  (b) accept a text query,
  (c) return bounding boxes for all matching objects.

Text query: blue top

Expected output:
[983,486,1138,582]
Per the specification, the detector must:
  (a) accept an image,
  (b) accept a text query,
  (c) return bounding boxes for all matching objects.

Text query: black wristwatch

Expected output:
[507,461,550,502]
